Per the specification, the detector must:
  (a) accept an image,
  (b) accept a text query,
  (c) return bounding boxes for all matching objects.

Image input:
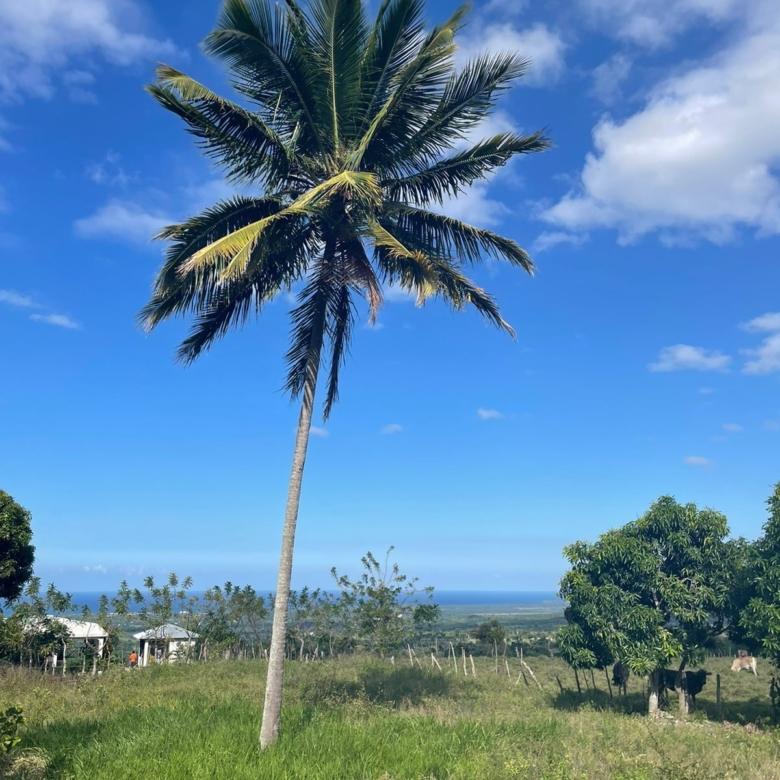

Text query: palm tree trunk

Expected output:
[259,338,321,749]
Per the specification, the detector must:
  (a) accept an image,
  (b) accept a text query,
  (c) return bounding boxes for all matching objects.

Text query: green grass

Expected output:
[1,656,778,779]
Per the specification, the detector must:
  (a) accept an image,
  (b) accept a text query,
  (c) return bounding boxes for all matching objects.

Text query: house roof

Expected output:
[132,623,199,640]
[26,616,108,639]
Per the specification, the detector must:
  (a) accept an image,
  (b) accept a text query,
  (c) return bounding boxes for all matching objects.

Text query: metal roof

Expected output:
[132,623,199,640]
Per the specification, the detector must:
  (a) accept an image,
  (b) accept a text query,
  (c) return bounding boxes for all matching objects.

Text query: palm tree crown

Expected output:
[141,0,548,416]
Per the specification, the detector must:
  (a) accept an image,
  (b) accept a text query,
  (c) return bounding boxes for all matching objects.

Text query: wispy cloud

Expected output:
[741,311,780,375]
[310,426,329,438]
[533,230,587,253]
[649,345,731,373]
[1,288,80,329]
[477,408,504,421]
[0,288,39,309]
[684,455,713,468]
[75,199,171,245]
[30,313,80,330]
[380,423,403,435]
[722,422,743,433]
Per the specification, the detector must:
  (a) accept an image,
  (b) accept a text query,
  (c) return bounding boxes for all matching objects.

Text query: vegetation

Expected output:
[0,490,35,603]
[735,482,780,713]
[332,547,439,655]
[141,0,547,746]
[559,496,739,715]
[1,655,778,779]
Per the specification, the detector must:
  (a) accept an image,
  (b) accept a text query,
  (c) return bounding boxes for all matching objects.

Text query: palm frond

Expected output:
[180,171,381,277]
[395,54,530,169]
[347,4,467,169]
[424,255,515,337]
[357,0,425,139]
[175,221,314,363]
[205,0,324,150]
[147,69,293,184]
[385,203,535,273]
[286,253,337,398]
[383,131,549,205]
[140,197,284,330]
[323,275,354,418]
[308,0,368,150]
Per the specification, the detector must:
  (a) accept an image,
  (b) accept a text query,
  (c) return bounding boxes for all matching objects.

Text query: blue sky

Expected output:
[1,0,778,593]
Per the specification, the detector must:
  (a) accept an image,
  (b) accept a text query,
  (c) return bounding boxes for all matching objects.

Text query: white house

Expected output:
[29,617,108,670]
[132,623,199,666]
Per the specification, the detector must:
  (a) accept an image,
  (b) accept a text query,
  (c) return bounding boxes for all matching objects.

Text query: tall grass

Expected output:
[1,656,778,779]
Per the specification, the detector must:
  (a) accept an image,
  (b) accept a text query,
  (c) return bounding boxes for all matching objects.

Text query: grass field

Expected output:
[2,655,777,779]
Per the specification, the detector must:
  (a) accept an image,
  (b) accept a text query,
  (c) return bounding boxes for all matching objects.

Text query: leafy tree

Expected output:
[736,482,780,713]
[200,582,268,659]
[0,578,70,668]
[559,496,736,715]
[332,548,439,655]
[138,573,196,625]
[0,490,35,603]
[474,619,507,646]
[141,0,547,746]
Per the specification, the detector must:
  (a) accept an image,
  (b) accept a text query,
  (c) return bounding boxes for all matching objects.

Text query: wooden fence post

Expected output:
[604,668,613,698]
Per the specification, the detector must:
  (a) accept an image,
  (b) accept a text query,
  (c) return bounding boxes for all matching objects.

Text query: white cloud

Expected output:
[743,332,780,375]
[722,422,744,432]
[458,23,566,87]
[0,289,39,309]
[741,311,780,374]
[649,345,731,372]
[30,313,80,330]
[82,563,108,574]
[532,231,587,253]
[310,426,329,438]
[383,284,417,304]
[684,455,713,467]
[543,6,780,243]
[764,419,780,432]
[435,182,509,227]
[575,0,742,48]
[63,69,97,103]
[477,408,504,421]
[0,0,179,101]
[590,54,632,105]
[86,151,132,187]
[74,199,171,244]
[698,387,715,395]
[380,423,403,435]
[742,312,780,333]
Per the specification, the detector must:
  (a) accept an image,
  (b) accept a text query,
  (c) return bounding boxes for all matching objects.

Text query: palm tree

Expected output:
[141,0,548,748]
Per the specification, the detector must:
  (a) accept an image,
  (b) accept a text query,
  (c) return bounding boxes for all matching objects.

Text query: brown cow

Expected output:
[731,653,758,675]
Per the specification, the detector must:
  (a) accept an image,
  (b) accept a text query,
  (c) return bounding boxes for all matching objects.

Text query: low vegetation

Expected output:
[1,654,777,779]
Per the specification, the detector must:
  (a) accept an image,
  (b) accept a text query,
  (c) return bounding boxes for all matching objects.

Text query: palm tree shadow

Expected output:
[301,665,451,707]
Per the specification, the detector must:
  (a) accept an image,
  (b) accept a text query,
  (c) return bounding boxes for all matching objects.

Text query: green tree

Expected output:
[559,496,736,715]
[141,0,547,746]
[474,619,507,646]
[332,548,439,656]
[737,482,780,714]
[0,490,35,603]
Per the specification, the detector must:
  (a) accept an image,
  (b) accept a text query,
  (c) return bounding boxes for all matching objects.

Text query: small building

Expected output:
[133,624,199,666]
[28,617,108,670]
